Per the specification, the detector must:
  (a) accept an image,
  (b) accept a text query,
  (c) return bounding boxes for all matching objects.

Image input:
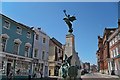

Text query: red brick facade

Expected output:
[96,28,116,74]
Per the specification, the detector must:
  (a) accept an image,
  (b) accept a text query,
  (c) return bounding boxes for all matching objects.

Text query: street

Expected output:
[81,73,120,80]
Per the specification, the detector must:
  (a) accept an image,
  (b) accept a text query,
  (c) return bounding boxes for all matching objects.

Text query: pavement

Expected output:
[81,72,120,80]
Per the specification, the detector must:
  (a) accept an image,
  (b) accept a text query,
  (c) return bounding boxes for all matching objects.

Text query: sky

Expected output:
[1,2,119,65]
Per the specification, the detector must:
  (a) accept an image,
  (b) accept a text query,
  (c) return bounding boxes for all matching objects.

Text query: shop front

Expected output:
[1,52,33,79]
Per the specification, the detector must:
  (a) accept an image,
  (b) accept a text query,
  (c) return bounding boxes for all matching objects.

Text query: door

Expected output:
[7,63,11,76]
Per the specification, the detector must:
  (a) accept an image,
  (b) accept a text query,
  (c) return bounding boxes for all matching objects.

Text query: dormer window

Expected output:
[16,26,22,34]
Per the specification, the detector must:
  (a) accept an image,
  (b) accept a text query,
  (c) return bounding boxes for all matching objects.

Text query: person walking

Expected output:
[8,67,14,80]
[40,69,43,78]
[28,69,31,80]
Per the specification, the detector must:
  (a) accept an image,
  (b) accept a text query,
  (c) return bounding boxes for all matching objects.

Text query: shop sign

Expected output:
[6,55,16,59]
[32,59,39,63]
[18,57,25,61]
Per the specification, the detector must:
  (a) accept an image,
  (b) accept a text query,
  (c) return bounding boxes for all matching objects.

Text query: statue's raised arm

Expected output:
[63,10,76,33]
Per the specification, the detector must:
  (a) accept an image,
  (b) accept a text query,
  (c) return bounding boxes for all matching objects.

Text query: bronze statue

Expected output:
[63,10,76,33]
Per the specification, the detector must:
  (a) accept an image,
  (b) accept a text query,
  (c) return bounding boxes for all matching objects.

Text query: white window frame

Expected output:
[1,37,8,52]
[25,46,30,57]
[34,49,38,58]
[116,47,119,55]
[3,20,10,29]
[43,37,46,43]
[16,26,22,35]
[110,51,113,58]
[36,34,39,40]
[27,31,31,38]
[13,42,20,55]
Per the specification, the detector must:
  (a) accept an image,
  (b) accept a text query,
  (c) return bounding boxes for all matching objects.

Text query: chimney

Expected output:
[38,27,41,31]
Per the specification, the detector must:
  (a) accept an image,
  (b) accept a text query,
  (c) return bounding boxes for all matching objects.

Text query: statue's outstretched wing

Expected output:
[64,54,68,60]
[69,16,76,22]
[67,55,73,66]
[63,17,72,29]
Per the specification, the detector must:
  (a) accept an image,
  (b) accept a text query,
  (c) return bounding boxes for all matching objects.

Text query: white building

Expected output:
[33,28,50,77]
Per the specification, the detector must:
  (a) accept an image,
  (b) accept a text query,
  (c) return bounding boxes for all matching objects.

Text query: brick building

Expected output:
[96,36,104,73]
[107,19,120,76]
[96,28,116,74]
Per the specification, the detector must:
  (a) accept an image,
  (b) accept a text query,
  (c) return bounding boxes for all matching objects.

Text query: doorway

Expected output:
[7,63,11,76]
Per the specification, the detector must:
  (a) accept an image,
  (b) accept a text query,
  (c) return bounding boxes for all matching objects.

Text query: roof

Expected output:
[103,28,117,39]
[1,14,34,32]
[51,37,63,48]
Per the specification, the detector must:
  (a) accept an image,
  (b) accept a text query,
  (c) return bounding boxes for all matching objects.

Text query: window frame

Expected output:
[16,26,22,35]
[42,51,45,60]
[2,37,8,52]
[34,49,38,58]
[3,20,10,29]
[36,34,39,40]
[24,46,30,57]
[13,42,20,55]
[43,37,46,43]
[27,31,31,38]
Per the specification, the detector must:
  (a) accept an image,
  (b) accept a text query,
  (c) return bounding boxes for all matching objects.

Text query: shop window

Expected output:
[13,42,19,54]
[2,37,7,52]
[27,31,31,38]
[16,26,22,34]
[25,46,30,57]
[3,20,10,29]
[34,49,38,57]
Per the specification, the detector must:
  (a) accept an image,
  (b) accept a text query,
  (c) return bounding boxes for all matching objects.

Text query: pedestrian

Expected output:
[8,67,14,80]
[33,71,37,78]
[28,69,31,80]
[39,69,43,78]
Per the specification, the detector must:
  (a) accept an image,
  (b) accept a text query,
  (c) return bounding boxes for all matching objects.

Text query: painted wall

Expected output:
[2,15,34,58]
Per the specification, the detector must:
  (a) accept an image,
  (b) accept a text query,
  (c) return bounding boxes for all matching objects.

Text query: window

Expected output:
[25,46,30,57]
[34,49,38,57]
[27,31,31,38]
[42,51,45,60]
[43,38,46,43]
[16,26,22,34]
[118,33,120,40]
[4,20,10,29]
[55,47,58,61]
[13,42,19,54]
[110,41,112,46]
[110,51,113,58]
[36,34,39,40]
[59,49,61,53]
[116,47,119,55]
[2,37,7,52]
